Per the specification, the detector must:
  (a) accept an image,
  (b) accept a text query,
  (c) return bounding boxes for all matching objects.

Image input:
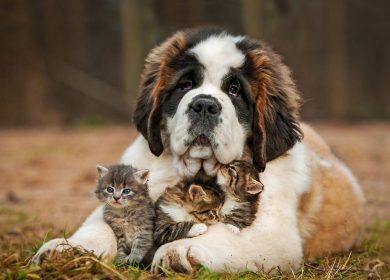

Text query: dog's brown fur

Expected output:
[298,124,365,257]
[237,40,303,171]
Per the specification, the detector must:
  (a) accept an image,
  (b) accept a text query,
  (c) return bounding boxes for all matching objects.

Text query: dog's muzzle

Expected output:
[189,95,221,117]
[187,94,221,135]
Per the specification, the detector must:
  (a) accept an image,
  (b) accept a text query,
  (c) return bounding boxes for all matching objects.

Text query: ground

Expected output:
[0,123,389,279]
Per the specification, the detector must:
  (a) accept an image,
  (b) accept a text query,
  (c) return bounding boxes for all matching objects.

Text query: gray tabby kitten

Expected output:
[94,164,155,265]
[154,160,264,246]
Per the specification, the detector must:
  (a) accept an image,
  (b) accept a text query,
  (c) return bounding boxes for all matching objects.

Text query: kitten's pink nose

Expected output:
[113,196,121,202]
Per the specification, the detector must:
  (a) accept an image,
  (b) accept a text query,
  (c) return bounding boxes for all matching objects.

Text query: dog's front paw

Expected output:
[187,223,208,237]
[151,241,212,274]
[31,238,74,264]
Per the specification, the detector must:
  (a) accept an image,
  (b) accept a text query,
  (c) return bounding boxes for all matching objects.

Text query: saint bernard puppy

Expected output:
[33,27,365,273]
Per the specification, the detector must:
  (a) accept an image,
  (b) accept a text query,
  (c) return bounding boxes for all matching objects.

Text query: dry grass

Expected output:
[0,215,389,279]
[0,123,389,279]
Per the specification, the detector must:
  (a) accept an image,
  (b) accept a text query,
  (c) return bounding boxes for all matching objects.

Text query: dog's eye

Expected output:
[228,81,240,97]
[180,79,193,91]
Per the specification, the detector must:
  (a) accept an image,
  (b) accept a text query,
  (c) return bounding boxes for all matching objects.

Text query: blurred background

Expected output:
[1,0,389,127]
[0,0,389,235]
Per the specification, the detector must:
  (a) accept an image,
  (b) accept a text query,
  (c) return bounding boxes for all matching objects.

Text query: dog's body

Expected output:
[33,28,365,273]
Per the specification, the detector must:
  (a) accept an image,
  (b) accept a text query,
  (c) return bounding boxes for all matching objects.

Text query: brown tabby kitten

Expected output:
[95,164,155,265]
[154,179,225,247]
[218,160,264,233]
[154,160,264,246]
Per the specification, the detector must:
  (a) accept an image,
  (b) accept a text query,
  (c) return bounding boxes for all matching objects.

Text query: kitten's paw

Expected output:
[226,224,241,234]
[187,223,208,237]
[123,255,137,266]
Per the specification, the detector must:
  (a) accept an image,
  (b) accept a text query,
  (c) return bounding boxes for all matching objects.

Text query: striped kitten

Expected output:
[95,164,155,265]
[217,160,264,234]
[154,160,263,246]
[154,179,224,247]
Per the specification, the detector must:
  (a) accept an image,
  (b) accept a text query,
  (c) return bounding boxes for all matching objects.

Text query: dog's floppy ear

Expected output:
[239,40,303,171]
[133,31,186,156]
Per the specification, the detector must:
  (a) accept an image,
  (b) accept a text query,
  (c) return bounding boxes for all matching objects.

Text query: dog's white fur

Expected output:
[168,35,249,177]
[33,133,363,272]
[33,35,364,273]
[34,138,310,271]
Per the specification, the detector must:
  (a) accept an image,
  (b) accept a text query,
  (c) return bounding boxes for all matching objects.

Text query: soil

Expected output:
[0,123,389,232]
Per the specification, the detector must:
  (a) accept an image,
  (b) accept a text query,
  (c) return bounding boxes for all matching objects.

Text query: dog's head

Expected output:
[133,27,302,176]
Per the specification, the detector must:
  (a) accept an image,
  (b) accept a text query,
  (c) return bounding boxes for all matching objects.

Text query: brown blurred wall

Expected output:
[0,0,389,127]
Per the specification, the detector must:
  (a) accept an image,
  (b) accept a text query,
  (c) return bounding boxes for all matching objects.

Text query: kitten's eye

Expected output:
[122,188,131,195]
[180,79,193,91]
[106,186,114,193]
[228,80,240,97]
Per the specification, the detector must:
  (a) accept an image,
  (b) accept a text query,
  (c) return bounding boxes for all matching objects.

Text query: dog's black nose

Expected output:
[189,96,221,116]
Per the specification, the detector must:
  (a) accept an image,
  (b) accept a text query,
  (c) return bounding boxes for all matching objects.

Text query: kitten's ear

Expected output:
[188,184,207,202]
[96,164,109,178]
[245,177,264,194]
[133,169,150,185]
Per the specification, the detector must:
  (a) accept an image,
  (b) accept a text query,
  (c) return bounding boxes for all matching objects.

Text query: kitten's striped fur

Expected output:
[95,164,155,265]
[154,179,224,247]
[219,160,264,229]
[154,160,263,246]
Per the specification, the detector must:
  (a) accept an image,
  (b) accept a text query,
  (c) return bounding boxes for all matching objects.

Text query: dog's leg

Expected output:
[32,206,117,263]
